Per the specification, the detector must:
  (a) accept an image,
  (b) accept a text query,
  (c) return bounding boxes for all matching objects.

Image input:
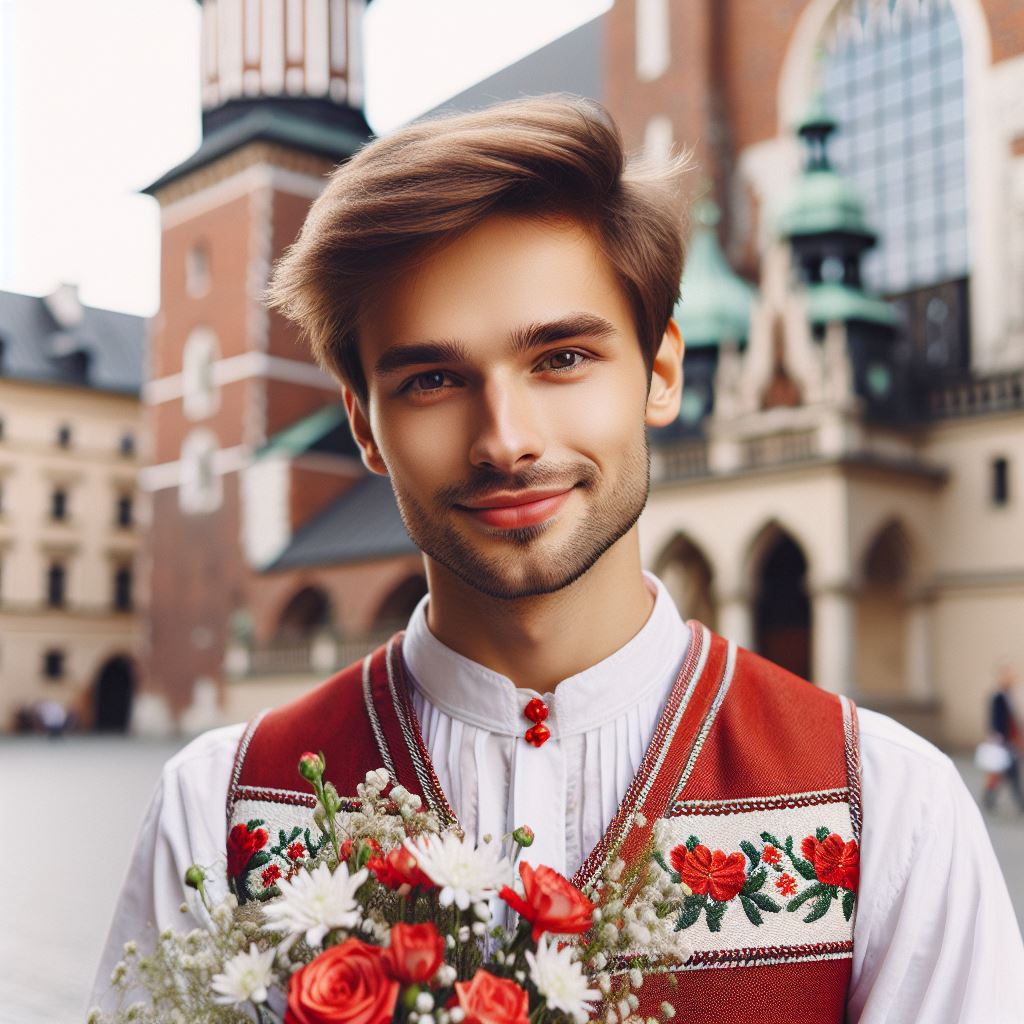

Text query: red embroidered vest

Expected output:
[228,623,862,1023]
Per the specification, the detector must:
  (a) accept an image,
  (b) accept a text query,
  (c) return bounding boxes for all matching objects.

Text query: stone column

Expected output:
[717,589,753,650]
[811,583,856,694]
[906,592,935,699]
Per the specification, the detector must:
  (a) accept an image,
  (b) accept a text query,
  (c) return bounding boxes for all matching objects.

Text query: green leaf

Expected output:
[686,835,700,852]
[816,826,831,842]
[675,893,706,931]
[740,840,760,868]
[247,851,271,871]
[739,895,763,926]
[255,885,281,902]
[246,819,265,831]
[803,893,833,923]
[743,868,767,894]
[761,831,783,849]
[706,900,727,933]
[787,882,827,912]
[278,830,289,848]
[842,890,856,921]
[652,850,671,875]
[747,891,782,913]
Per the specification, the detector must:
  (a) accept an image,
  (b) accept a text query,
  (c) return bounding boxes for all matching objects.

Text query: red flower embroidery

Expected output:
[801,834,859,891]
[670,844,747,903]
[287,841,306,861]
[762,844,782,866]
[775,872,798,897]
[262,863,282,888]
[227,822,269,878]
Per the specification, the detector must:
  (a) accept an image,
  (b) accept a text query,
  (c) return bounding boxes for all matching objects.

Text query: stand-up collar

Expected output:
[401,571,690,739]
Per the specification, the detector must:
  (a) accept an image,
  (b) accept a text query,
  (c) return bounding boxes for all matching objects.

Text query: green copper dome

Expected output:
[807,282,899,328]
[777,168,874,239]
[673,200,756,349]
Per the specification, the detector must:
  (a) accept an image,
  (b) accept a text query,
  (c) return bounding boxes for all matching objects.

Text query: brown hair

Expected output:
[267,95,690,408]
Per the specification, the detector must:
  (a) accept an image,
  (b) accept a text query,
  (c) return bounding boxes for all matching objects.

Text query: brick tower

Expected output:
[139,0,372,725]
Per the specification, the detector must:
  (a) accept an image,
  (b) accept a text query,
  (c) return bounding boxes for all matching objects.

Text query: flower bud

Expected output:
[512,825,535,848]
[184,865,206,890]
[298,751,325,782]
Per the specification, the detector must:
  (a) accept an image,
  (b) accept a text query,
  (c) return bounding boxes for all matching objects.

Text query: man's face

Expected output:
[352,214,658,601]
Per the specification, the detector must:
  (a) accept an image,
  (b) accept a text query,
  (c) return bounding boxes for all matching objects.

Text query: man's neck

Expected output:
[422,532,654,694]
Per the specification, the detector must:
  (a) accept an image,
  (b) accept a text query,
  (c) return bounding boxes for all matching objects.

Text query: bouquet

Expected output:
[92,753,687,1024]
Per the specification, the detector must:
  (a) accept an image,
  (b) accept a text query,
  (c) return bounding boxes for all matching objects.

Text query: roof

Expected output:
[145,105,370,195]
[268,473,417,570]
[0,288,145,394]
[807,282,899,329]
[256,402,359,460]
[777,168,875,239]
[673,200,756,349]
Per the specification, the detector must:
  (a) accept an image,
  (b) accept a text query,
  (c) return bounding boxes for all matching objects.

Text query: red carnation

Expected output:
[227,822,269,878]
[455,970,529,1024]
[801,834,859,891]
[382,922,445,984]
[670,843,747,903]
[499,862,594,942]
[775,872,798,897]
[368,845,433,890]
[286,939,398,1024]
[261,863,282,888]
[287,841,307,861]
[762,844,782,865]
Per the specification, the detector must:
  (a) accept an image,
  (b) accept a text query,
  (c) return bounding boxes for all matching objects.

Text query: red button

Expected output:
[524,722,551,747]
[524,698,549,723]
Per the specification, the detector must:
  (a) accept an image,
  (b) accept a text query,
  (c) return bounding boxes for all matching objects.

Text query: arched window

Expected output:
[179,428,222,514]
[182,327,220,420]
[819,0,969,368]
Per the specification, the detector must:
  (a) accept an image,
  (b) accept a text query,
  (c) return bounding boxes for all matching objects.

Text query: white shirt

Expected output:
[92,571,1024,1021]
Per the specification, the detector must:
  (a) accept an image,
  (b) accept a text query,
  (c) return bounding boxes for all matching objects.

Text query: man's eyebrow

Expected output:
[372,313,617,381]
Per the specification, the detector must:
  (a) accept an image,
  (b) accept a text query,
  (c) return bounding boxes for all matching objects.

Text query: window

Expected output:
[43,648,65,679]
[182,327,219,421]
[114,566,133,612]
[47,562,66,607]
[116,494,133,528]
[636,0,670,81]
[119,433,136,457]
[992,456,1010,507]
[179,428,222,514]
[51,487,68,522]
[186,242,211,297]
[56,423,72,448]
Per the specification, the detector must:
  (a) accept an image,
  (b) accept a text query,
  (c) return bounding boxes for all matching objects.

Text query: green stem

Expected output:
[528,997,547,1024]
[313,778,342,864]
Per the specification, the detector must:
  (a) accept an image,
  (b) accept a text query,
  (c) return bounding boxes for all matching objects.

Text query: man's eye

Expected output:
[541,350,591,372]
[402,371,452,393]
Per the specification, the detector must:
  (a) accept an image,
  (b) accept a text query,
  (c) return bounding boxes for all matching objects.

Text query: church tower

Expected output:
[138,0,372,725]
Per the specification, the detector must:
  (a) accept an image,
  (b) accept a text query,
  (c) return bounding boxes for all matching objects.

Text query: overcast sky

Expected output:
[0,0,609,317]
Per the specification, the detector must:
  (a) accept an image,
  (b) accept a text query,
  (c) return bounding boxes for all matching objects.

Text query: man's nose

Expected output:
[467,376,545,474]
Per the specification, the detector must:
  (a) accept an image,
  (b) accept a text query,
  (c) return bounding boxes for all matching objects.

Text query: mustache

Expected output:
[437,464,598,507]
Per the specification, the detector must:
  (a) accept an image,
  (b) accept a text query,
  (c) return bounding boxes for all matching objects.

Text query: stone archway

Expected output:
[752,528,812,680]
[374,575,428,631]
[92,655,136,733]
[654,534,717,629]
[274,585,334,642]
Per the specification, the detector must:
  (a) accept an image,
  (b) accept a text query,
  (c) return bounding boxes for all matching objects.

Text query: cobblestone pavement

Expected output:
[2,736,1022,1023]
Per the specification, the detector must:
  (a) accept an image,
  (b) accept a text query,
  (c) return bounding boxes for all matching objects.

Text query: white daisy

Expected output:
[403,833,512,910]
[211,943,277,1006]
[526,935,601,1024]
[261,862,368,947]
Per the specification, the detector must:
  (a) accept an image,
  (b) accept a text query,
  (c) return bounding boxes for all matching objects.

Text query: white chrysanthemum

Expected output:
[526,935,601,1024]
[211,943,276,1006]
[404,833,512,910]
[261,862,368,947]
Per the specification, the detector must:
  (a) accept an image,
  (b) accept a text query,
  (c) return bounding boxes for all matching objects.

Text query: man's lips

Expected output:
[456,487,576,529]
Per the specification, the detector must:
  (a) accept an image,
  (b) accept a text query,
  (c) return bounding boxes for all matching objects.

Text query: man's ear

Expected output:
[645,318,685,427]
[342,384,389,476]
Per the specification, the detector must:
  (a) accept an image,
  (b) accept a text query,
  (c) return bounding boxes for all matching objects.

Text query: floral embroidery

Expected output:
[261,863,282,887]
[229,821,325,904]
[287,841,307,861]
[653,827,859,933]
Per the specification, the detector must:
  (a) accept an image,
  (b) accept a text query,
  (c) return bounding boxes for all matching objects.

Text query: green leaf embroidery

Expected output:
[747,891,782,913]
[760,831,784,849]
[803,893,834,923]
[739,894,763,926]
[246,819,264,831]
[740,840,760,868]
[787,881,828,912]
[743,867,767,894]
[706,900,727,932]
[675,893,706,931]
[784,837,818,880]
[842,889,856,921]
[816,826,831,842]
[685,835,700,852]
[247,851,271,871]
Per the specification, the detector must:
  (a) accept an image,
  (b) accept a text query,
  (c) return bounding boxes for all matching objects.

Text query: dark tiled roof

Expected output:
[0,289,145,394]
[268,473,417,570]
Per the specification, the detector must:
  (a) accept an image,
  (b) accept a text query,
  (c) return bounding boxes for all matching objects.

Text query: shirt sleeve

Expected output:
[88,723,244,1015]
[849,708,1024,1023]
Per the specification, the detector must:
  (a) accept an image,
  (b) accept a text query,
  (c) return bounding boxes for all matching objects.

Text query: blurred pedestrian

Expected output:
[981,663,1024,811]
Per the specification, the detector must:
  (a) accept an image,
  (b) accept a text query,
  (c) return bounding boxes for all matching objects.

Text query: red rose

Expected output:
[670,843,747,903]
[382,922,445,984]
[801,834,859,891]
[499,862,595,943]
[227,822,269,878]
[368,845,433,890]
[455,970,529,1024]
[285,938,399,1024]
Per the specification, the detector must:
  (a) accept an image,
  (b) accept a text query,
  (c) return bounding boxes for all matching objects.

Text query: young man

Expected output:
[94,98,1024,1021]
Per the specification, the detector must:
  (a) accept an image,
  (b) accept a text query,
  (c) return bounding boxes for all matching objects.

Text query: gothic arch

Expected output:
[653,533,718,629]
[373,575,428,630]
[273,584,335,642]
[91,653,137,733]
